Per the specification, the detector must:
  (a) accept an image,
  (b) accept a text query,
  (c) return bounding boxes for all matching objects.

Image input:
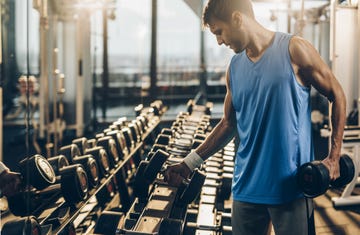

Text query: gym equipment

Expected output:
[105,130,129,159]
[58,143,81,164]
[85,146,111,178]
[72,154,100,189]
[8,163,89,216]
[93,210,124,234]
[97,135,121,168]
[1,216,41,235]
[72,137,89,155]
[297,154,355,198]
[18,154,57,190]
[47,155,69,175]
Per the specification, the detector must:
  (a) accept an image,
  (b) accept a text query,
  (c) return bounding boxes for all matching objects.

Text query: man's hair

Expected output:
[202,0,255,28]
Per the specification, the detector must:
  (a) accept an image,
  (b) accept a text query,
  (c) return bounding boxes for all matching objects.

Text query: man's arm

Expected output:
[289,36,346,180]
[193,68,237,160]
[164,67,237,186]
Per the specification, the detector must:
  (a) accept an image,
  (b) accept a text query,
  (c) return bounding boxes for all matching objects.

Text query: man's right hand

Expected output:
[164,162,192,187]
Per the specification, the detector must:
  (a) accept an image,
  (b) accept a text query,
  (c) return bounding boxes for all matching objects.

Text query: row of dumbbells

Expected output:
[184,142,235,235]
[120,108,214,234]
[92,105,214,234]
[1,103,164,234]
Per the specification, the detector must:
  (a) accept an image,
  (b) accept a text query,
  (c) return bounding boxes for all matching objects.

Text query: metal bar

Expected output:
[101,7,109,120]
[150,0,157,100]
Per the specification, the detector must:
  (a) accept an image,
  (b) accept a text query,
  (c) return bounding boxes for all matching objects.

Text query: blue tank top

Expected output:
[229,32,314,204]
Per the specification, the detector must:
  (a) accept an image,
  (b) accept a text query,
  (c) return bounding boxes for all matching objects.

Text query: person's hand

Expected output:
[164,162,192,187]
[321,157,340,181]
[0,170,21,197]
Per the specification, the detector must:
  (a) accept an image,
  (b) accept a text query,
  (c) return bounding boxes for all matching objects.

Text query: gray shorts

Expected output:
[232,197,314,235]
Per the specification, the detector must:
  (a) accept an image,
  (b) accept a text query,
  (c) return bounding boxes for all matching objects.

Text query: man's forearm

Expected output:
[195,118,237,160]
[329,97,346,160]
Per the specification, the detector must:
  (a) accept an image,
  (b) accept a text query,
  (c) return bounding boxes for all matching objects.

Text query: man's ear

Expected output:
[232,11,243,28]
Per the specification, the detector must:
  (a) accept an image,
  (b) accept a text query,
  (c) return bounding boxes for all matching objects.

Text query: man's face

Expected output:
[208,17,244,54]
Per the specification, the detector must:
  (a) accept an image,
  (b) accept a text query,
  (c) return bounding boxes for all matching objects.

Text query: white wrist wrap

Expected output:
[0,162,8,175]
[183,151,204,170]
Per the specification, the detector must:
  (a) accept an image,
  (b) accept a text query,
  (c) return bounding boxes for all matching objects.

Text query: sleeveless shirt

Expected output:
[229,32,314,204]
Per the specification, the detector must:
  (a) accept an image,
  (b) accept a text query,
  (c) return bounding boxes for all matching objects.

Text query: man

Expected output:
[0,161,21,197]
[165,0,346,234]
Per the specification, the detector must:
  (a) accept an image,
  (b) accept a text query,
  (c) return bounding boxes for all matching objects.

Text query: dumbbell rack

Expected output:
[114,101,236,235]
[184,142,235,235]
[55,115,163,234]
[1,102,167,234]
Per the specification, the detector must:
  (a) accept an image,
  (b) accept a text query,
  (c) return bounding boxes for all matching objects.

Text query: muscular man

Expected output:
[165,0,346,234]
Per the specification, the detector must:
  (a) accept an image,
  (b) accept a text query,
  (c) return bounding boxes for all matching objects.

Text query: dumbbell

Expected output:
[140,149,206,206]
[58,143,81,164]
[49,153,99,190]
[47,155,69,175]
[1,216,41,235]
[105,130,129,159]
[72,137,89,155]
[85,146,111,178]
[16,154,58,190]
[8,158,88,216]
[128,121,142,143]
[72,154,100,189]
[97,135,121,168]
[297,154,355,198]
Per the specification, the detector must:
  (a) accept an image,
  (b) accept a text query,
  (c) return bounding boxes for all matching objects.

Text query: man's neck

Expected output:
[246,27,275,62]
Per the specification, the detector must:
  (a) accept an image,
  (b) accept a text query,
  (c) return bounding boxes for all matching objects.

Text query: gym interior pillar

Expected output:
[150,0,157,100]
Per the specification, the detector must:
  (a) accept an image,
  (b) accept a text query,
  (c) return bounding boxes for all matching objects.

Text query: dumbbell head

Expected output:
[19,154,56,190]
[133,161,150,201]
[72,137,89,155]
[155,134,170,145]
[8,164,88,216]
[330,154,355,188]
[97,136,120,168]
[58,144,81,164]
[297,154,355,198]
[1,216,41,235]
[59,164,89,203]
[142,149,169,184]
[297,161,330,198]
[128,122,141,143]
[72,155,100,189]
[85,146,110,178]
[47,155,69,175]
[106,130,128,158]
[178,169,206,205]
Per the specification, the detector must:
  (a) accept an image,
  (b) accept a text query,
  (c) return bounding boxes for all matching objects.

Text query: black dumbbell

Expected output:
[97,135,121,168]
[72,154,100,189]
[1,216,41,235]
[128,122,142,143]
[141,149,206,205]
[58,143,81,164]
[47,155,69,175]
[106,130,129,159]
[17,154,57,190]
[297,154,355,198]
[133,160,151,201]
[72,137,89,155]
[8,161,88,216]
[85,146,111,178]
